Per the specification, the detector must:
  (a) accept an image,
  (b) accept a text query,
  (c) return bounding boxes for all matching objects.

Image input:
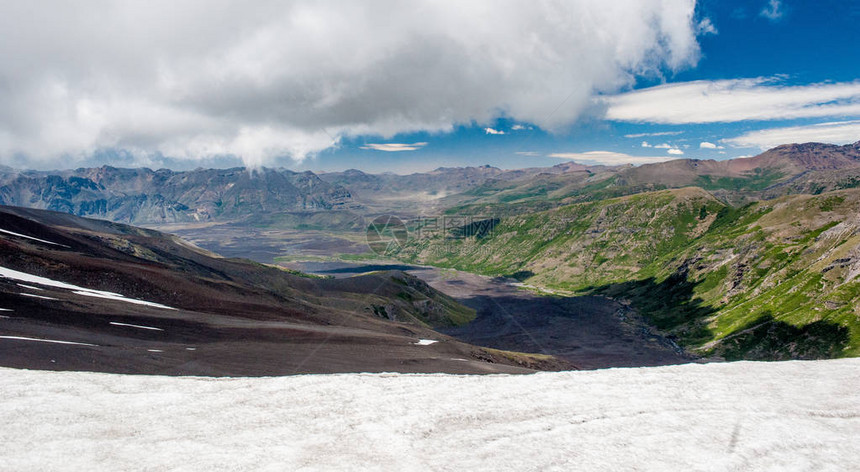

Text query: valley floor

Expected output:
[2,359,858,471]
[287,261,692,369]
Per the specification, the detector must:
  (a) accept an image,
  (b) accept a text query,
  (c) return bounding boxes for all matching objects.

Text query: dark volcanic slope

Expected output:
[0,206,569,375]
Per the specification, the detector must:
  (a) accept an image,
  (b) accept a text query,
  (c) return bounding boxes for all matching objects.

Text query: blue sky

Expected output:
[296,0,860,174]
[0,1,858,173]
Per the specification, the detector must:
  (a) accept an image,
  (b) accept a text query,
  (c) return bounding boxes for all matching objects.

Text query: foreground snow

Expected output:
[1,360,858,471]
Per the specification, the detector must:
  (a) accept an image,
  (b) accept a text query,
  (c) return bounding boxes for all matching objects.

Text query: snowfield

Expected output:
[1,359,858,471]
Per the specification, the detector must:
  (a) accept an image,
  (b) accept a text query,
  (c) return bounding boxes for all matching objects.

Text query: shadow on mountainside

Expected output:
[711,313,850,361]
[440,291,693,370]
[589,273,717,348]
[589,274,850,361]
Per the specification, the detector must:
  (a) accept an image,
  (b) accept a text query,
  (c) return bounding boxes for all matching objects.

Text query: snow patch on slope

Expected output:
[0,265,175,310]
[17,284,43,291]
[0,359,858,470]
[0,228,69,248]
[20,293,58,300]
[0,336,98,347]
[109,322,164,331]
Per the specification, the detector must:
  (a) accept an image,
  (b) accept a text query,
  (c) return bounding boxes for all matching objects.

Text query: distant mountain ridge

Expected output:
[0,166,353,224]
[443,141,860,211]
[1,140,859,224]
[0,162,571,224]
[619,141,860,189]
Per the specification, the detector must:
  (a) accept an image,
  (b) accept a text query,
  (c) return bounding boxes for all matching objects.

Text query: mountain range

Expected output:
[2,140,860,369]
[0,167,353,224]
[2,141,859,226]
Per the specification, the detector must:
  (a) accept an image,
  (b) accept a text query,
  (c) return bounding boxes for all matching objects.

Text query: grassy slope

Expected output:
[396,187,860,360]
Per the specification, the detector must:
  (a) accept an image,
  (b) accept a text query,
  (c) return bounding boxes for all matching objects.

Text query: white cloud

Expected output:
[511,124,533,131]
[0,1,704,168]
[360,142,428,152]
[654,143,672,149]
[604,78,860,124]
[548,151,677,166]
[515,151,539,157]
[641,141,652,148]
[623,131,683,138]
[760,0,784,22]
[484,128,505,135]
[667,148,684,155]
[699,141,724,149]
[697,18,718,35]
[723,121,860,150]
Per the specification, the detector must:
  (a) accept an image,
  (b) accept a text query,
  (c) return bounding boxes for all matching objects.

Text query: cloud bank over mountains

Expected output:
[0,0,702,168]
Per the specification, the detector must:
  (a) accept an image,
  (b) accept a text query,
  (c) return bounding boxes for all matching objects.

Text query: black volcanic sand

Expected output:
[286,261,695,369]
[0,279,536,376]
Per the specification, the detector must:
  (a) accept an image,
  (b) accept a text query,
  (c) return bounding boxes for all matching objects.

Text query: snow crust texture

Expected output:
[1,359,858,471]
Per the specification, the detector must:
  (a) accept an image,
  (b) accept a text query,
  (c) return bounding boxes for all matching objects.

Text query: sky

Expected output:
[0,0,858,173]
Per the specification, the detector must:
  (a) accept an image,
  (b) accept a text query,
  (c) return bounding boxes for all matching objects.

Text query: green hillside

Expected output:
[396,187,860,360]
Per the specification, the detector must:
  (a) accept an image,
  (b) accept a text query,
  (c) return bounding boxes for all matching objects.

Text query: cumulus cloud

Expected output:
[667,148,684,155]
[485,128,505,135]
[760,0,784,22]
[548,151,677,166]
[723,120,860,149]
[697,18,718,35]
[641,141,652,148]
[699,141,724,149]
[654,143,673,149]
[360,142,428,152]
[511,124,533,131]
[604,78,860,124]
[0,0,704,168]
